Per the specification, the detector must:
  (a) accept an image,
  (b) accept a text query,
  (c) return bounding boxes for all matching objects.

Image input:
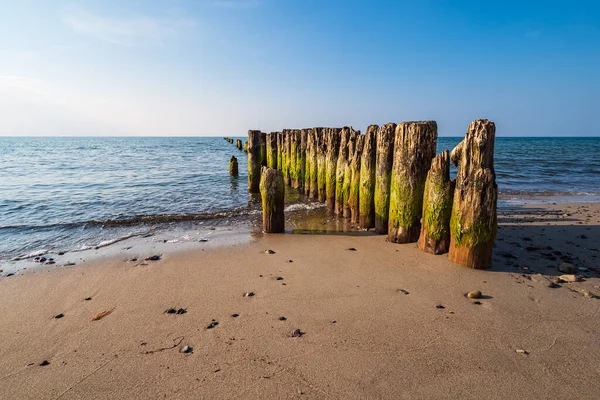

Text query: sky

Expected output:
[0,0,598,137]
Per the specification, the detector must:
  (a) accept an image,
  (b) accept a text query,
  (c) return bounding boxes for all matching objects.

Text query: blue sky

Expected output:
[0,0,598,136]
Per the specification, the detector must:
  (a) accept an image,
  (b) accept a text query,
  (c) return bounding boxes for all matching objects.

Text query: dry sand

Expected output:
[0,201,599,399]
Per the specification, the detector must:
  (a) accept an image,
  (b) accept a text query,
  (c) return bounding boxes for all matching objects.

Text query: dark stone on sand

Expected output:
[6,273,14,277]
[176,308,187,315]
[287,260,293,263]
[397,289,409,295]
[347,247,357,251]
[85,297,92,301]
[206,320,219,329]
[276,276,284,281]
[165,308,177,314]
[279,316,287,321]
[39,360,50,366]
[291,329,303,337]
[473,301,482,305]
[58,252,65,255]
[436,305,445,309]
[182,346,193,354]
[331,320,337,324]
[231,313,239,318]
[244,292,255,297]
[265,249,276,254]
[145,255,161,261]
[54,313,64,319]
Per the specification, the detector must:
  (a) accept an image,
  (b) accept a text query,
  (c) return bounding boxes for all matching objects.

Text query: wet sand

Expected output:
[0,202,599,399]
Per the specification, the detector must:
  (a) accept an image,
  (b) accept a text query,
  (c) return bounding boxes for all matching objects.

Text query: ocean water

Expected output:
[1,136,599,261]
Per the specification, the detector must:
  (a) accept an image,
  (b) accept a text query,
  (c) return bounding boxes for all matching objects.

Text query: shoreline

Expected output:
[0,200,599,398]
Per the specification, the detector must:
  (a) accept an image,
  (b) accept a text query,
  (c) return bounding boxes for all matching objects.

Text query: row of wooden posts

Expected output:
[240,119,497,269]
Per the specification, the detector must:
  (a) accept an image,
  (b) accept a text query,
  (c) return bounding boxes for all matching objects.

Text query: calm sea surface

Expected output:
[1,136,599,260]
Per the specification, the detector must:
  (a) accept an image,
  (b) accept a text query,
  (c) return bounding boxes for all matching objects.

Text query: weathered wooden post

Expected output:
[247,130,264,193]
[448,119,497,269]
[260,167,285,233]
[266,133,278,169]
[359,125,378,229]
[229,155,239,176]
[281,130,288,184]
[349,134,364,223]
[260,132,267,167]
[289,130,298,188]
[244,141,248,153]
[276,132,282,171]
[335,127,351,215]
[316,129,327,202]
[388,121,438,243]
[308,128,321,200]
[236,139,242,150]
[418,150,455,254]
[374,123,396,234]
[325,128,341,210]
[342,129,359,218]
[304,128,315,198]
[298,129,308,193]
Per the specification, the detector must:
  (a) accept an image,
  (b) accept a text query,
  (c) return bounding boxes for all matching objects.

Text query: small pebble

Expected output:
[165,308,177,314]
[206,320,219,329]
[331,320,337,324]
[467,290,482,299]
[231,313,239,318]
[145,255,161,261]
[347,247,357,251]
[54,313,64,319]
[279,316,287,321]
[275,276,284,281]
[244,292,255,297]
[287,260,293,263]
[436,305,445,309]
[176,308,187,315]
[397,289,409,295]
[291,329,303,337]
[39,360,50,366]
[515,349,528,355]
[182,346,193,354]
[265,250,275,254]
[85,297,92,301]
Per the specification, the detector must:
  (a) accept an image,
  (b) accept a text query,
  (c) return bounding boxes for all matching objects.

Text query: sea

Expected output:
[1,136,599,265]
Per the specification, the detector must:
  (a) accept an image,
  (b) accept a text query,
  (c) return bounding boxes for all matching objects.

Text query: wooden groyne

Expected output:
[248,119,497,269]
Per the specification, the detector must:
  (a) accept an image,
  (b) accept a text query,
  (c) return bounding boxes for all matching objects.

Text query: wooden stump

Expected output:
[229,155,239,177]
[266,133,278,169]
[359,125,378,229]
[260,167,285,233]
[304,128,316,198]
[342,128,359,218]
[260,132,267,167]
[388,121,438,243]
[236,139,242,150]
[316,129,327,202]
[335,127,351,215]
[289,130,298,188]
[374,123,396,234]
[298,129,308,193]
[282,130,291,186]
[244,141,248,153]
[276,132,282,171]
[325,128,341,211]
[349,134,364,223]
[448,119,497,269]
[247,130,264,193]
[417,150,455,254]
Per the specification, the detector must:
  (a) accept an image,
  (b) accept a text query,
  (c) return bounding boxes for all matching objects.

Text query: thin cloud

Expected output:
[62,9,197,46]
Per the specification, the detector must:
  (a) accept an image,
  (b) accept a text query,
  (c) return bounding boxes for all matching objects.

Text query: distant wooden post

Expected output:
[325,128,341,211]
[374,123,396,234]
[418,150,455,254]
[359,125,378,229]
[316,129,327,202]
[266,133,278,169]
[244,141,248,153]
[236,139,243,150]
[448,119,497,269]
[260,167,285,233]
[248,130,264,193]
[388,121,438,243]
[348,134,364,223]
[335,127,351,215]
[229,156,239,176]
[260,132,267,167]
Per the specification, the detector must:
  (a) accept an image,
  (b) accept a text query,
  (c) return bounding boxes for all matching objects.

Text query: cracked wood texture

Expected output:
[247,130,265,193]
[448,119,497,269]
[259,167,285,233]
[359,125,378,229]
[374,123,396,234]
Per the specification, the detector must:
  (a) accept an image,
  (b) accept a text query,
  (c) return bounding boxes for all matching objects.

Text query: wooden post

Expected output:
[276,132,282,171]
[418,150,455,254]
[325,128,341,211]
[359,125,378,229]
[342,128,359,218]
[229,155,239,176]
[304,128,315,198]
[260,167,285,233]
[349,133,364,223]
[298,129,308,192]
[448,119,497,269]
[247,130,263,193]
[374,123,396,234]
[244,141,248,153]
[388,121,438,243]
[236,139,242,150]
[289,130,298,188]
[335,127,351,215]
[281,130,288,184]
[316,129,327,202]
[266,133,278,169]
[260,132,267,167]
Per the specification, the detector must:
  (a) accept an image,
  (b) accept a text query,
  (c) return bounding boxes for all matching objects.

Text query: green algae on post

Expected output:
[266,132,278,169]
[348,134,364,223]
[325,128,341,211]
[359,125,378,229]
[335,127,351,215]
[247,130,264,193]
[259,167,285,233]
[448,119,497,269]
[298,129,308,192]
[229,155,239,177]
[417,150,455,254]
[388,121,438,244]
[316,129,327,202]
[374,123,396,234]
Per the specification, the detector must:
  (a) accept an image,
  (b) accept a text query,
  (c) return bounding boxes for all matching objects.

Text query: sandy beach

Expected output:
[1,201,599,399]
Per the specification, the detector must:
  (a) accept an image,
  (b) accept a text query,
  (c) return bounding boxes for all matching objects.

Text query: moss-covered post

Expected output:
[260,132,267,168]
[260,167,285,233]
[418,150,455,254]
[349,134,364,223]
[448,119,497,269]
[236,139,242,150]
[374,123,396,234]
[266,133,278,169]
[304,128,315,198]
[335,127,351,215]
[325,128,341,211]
[276,132,282,171]
[244,141,248,153]
[359,125,378,229]
[388,121,438,243]
[281,130,290,185]
[298,129,308,193]
[316,129,327,202]
[247,130,264,193]
[229,155,239,176]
